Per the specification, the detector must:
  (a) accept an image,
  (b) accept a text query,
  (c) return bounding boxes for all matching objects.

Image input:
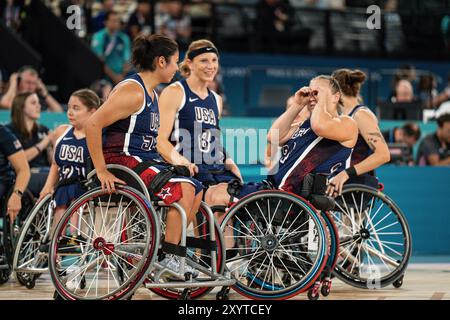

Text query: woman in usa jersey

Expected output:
[39,89,101,234]
[157,39,242,209]
[85,35,203,276]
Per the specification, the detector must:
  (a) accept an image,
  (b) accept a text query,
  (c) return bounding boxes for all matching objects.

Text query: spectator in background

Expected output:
[0,0,26,32]
[390,64,416,97]
[126,0,152,40]
[91,0,115,33]
[90,79,113,103]
[7,92,54,197]
[416,113,450,166]
[0,66,63,112]
[391,79,415,103]
[382,122,421,148]
[255,0,294,52]
[417,74,450,109]
[157,0,192,49]
[0,124,30,223]
[91,10,132,84]
[291,0,345,9]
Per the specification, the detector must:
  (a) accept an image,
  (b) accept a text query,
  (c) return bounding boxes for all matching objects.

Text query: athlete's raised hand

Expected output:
[294,86,315,107]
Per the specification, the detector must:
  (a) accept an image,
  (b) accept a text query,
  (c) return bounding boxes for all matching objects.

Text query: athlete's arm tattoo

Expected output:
[366,131,385,151]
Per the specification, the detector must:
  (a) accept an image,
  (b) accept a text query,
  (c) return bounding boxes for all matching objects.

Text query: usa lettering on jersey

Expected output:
[150,112,159,132]
[291,127,310,139]
[194,107,217,126]
[59,145,84,163]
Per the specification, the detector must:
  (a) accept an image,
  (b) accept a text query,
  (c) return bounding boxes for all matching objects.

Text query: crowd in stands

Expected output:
[0,1,449,185]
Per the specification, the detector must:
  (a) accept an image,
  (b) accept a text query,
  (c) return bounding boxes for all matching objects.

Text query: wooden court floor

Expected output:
[0,263,448,300]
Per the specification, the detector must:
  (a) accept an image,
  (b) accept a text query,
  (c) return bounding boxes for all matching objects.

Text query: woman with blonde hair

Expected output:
[157,39,242,212]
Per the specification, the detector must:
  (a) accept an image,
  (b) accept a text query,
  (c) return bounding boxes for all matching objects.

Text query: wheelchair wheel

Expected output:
[0,213,12,285]
[148,204,226,299]
[331,184,412,289]
[13,194,54,287]
[48,186,160,300]
[220,190,328,300]
[1,189,35,285]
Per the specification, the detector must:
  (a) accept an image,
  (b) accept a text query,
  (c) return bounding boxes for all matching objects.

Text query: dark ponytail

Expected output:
[132,34,178,72]
[332,69,366,97]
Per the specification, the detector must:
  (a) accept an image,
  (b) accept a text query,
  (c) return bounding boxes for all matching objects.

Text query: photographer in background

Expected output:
[416,113,450,166]
[0,66,63,112]
[381,122,421,165]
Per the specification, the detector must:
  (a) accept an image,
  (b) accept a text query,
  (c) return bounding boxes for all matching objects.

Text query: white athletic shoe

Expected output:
[159,254,199,278]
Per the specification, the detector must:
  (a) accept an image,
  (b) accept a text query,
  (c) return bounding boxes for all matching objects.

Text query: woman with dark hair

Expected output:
[7,92,54,197]
[85,34,203,276]
[39,89,101,236]
[0,124,30,223]
[328,69,390,196]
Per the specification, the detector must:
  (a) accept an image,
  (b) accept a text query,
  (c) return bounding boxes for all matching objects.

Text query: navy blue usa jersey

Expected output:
[54,126,89,180]
[170,78,225,165]
[268,119,353,193]
[104,73,162,162]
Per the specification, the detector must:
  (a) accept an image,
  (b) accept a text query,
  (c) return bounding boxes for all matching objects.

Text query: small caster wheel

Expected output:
[216,287,230,300]
[80,276,86,289]
[179,288,191,300]
[321,284,330,297]
[307,287,320,300]
[0,269,11,284]
[216,293,228,300]
[53,290,64,300]
[393,275,404,288]
[25,280,36,289]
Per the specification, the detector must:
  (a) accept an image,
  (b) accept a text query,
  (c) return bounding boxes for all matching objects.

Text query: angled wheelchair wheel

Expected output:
[13,194,54,287]
[148,204,226,300]
[330,184,412,289]
[0,213,12,285]
[220,190,328,300]
[1,189,35,285]
[48,186,160,300]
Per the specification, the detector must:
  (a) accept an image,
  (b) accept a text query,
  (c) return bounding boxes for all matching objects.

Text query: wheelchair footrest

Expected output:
[186,237,217,252]
[161,241,187,257]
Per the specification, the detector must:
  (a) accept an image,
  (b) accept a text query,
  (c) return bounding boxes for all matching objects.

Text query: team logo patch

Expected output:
[157,187,172,200]
[13,140,22,149]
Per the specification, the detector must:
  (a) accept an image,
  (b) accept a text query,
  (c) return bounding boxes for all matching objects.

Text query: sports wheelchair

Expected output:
[217,174,340,300]
[47,164,235,300]
[330,183,412,290]
[0,187,35,285]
